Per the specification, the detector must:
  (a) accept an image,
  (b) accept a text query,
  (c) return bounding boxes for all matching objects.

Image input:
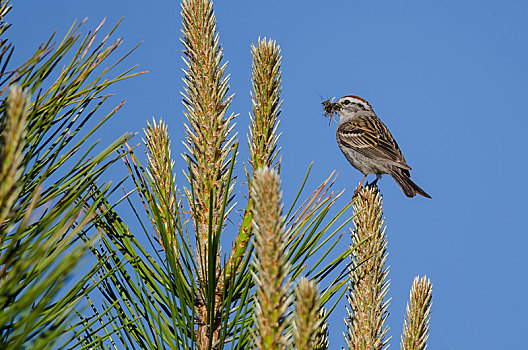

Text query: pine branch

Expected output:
[180,0,235,284]
[248,37,282,173]
[225,37,283,287]
[252,167,291,350]
[0,85,29,230]
[344,184,390,350]
[180,0,237,346]
[400,276,433,350]
[293,277,321,350]
[144,118,178,249]
[0,10,139,348]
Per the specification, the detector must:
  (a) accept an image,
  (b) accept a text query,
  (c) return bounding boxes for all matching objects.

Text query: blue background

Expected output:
[10,1,528,348]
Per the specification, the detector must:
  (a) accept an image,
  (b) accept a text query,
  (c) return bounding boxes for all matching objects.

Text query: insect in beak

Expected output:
[322,98,338,125]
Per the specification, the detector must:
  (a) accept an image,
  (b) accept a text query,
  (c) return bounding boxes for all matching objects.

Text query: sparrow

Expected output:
[323,95,431,198]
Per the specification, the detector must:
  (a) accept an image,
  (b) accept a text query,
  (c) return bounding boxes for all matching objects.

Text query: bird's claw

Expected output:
[365,178,379,188]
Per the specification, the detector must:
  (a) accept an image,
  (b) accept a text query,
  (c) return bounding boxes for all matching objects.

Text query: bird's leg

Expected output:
[367,174,381,187]
[352,174,368,199]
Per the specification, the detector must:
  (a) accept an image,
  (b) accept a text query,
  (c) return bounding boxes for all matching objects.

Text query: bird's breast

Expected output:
[337,143,389,176]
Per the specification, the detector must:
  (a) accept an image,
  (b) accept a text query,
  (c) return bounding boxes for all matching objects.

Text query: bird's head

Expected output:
[322,95,374,124]
[333,95,373,117]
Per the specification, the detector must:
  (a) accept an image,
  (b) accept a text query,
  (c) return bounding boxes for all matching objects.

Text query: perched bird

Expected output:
[324,95,431,198]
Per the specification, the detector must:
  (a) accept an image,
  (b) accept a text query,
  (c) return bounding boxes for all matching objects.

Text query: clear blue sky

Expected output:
[10,1,528,348]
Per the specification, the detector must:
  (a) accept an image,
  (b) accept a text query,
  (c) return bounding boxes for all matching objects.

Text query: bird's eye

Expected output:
[343,100,351,105]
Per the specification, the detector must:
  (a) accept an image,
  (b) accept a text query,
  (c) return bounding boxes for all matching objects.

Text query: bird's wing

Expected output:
[337,115,412,170]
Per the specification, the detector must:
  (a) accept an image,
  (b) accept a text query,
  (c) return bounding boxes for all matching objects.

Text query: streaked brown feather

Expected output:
[337,116,412,170]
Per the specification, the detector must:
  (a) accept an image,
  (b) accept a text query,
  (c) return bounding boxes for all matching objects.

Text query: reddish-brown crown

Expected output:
[343,95,372,109]
[343,95,368,103]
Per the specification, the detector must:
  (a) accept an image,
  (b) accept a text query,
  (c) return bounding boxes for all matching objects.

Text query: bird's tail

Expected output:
[389,168,431,199]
